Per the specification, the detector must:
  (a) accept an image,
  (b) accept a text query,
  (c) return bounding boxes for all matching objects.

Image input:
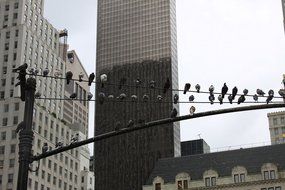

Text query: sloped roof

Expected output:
[146,144,285,185]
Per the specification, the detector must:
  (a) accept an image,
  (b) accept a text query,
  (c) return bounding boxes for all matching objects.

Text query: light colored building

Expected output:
[0,0,93,189]
[267,111,285,145]
[282,0,285,32]
[143,144,285,190]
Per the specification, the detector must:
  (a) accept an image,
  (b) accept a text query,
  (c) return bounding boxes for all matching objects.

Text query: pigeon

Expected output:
[79,72,84,82]
[173,94,179,104]
[35,92,41,98]
[143,94,149,102]
[88,73,95,86]
[66,71,73,85]
[189,95,195,102]
[43,68,49,77]
[221,83,228,98]
[118,93,127,100]
[163,78,171,94]
[268,90,274,97]
[12,63,28,72]
[243,89,249,96]
[71,134,79,144]
[218,95,223,104]
[100,74,107,88]
[98,92,106,104]
[209,95,215,105]
[183,83,191,94]
[253,94,258,102]
[70,93,77,99]
[150,80,155,88]
[256,89,265,96]
[232,87,238,100]
[42,143,48,153]
[266,95,273,104]
[170,108,178,118]
[28,67,37,76]
[131,95,138,101]
[195,84,201,93]
[127,120,135,128]
[278,89,285,97]
[209,85,214,95]
[87,92,93,100]
[237,95,245,104]
[189,106,196,115]
[55,141,64,148]
[157,95,163,101]
[119,78,127,90]
[228,95,233,104]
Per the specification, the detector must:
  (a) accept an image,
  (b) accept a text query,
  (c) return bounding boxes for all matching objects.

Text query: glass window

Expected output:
[234,174,239,183]
[264,171,269,180]
[177,180,182,190]
[273,118,278,125]
[155,183,161,190]
[183,180,188,189]
[8,174,13,183]
[270,170,276,179]
[240,173,245,182]
[205,177,210,187]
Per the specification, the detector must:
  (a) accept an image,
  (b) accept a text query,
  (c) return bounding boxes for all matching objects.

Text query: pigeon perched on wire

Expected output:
[98,92,106,104]
[209,85,214,95]
[243,89,249,96]
[237,95,245,104]
[157,95,163,101]
[253,94,258,102]
[228,95,233,104]
[189,95,195,102]
[163,78,171,94]
[150,80,155,89]
[221,83,228,98]
[189,106,196,115]
[55,141,63,148]
[79,72,84,82]
[66,71,73,85]
[87,92,93,100]
[173,94,179,104]
[42,143,48,154]
[131,95,138,102]
[100,74,107,88]
[268,90,274,97]
[170,108,178,118]
[28,68,38,76]
[195,84,201,93]
[35,92,41,98]
[183,83,191,94]
[43,68,49,77]
[88,73,95,86]
[218,95,223,104]
[232,87,238,100]
[266,95,274,104]
[70,93,77,99]
[256,89,265,96]
[209,95,215,104]
[278,89,285,97]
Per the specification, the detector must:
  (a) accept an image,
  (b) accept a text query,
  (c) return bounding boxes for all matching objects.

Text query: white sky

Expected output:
[44,0,285,152]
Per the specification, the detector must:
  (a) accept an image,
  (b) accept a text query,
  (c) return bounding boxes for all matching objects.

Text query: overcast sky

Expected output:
[44,0,285,152]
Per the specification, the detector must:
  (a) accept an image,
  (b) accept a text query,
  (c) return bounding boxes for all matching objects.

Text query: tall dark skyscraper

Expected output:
[95,1,180,190]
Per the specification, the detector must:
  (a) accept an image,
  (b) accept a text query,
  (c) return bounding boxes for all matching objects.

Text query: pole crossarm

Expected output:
[32,103,285,162]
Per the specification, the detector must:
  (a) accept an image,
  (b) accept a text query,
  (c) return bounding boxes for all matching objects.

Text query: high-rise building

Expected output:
[0,0,93,189]
[95,0,180,190]
[181,139,211,156]
[267,111,285,144]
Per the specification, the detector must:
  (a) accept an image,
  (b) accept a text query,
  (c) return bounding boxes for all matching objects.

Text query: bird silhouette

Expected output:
[243,89,249,95]
[98,92,106,104]
[189,95,195,102]
[55,141,63,148]
[266,95,273,104]
[221,83,228,98]
[209,85,214,95]
[87,92,93,100]
[189,106,196,115]
[256,89,265,96]
[195,84,201,93]
[218,95,223,104]
[43,68,49,77]
[209,95,215,104]
[70,93,77,99]
[66,71,73,85]
[79,72,84,82]
[237,95,245,104]
[183,83,191,94]
[268,89,274,97]
[35,92,41,98]
[228,95,233,104]
[100,74,107,88]
[88,73,95,86]
[278,89,285,97]
[163,78,171,94]
[232,87,238,100]
[150,80,155,88]
[253,94,258,102]
[42,143,48,153]
[170,108,178,118]
[173,94,179,104]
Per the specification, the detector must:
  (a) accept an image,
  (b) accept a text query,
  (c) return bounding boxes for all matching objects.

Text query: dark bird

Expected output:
[88,73,95,86]
[119,78,127,90]
[28,67,37,76]
[173,94,179,104]
[87,92,93,100]
[195,84,201,93]
[150,80,155,88]
[157,95,163,101]
[209,85,214,95]
[183,83,191,94]
[237,95,245,104]
[232,87,238,100]
[135,79,142,88]
[12,63,28,72]
[98,92,106,104]
[256,89,265,96]
[71,134,79,144]
[127,120,134,128]
[221,83,228,98]
[209,95,215,105]
[189,106,196,115]
[243,89,249,96]
[268,89,274,97]
[100,74,107,88]
[43,68,49,77]
[253,94,258,102]
[189,95,195,102]
[66,71,73,85]
[118,93,127,100]
[131,95,138,101]
[170,108,178,118]
[278,89,285,97]
[55,141,63,148]
[78,72,84,82]
[218,95,223,104]
[35,92,41,98]
[70,93,77,99]
[266,95,273,104]
[143,94,149,102]
[42,143,48,154]
[228,95,233,104]
[163,78,171,94]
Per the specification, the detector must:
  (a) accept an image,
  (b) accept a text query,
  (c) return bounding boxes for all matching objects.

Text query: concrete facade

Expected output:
[267,111,285,144]
[0,0,93,189]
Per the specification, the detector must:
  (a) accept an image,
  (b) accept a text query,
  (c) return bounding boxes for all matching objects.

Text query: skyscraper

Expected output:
[95,0,180,190]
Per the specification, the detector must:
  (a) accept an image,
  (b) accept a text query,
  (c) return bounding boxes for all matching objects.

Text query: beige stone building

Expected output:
[267,111,285,144]
[143,144,285,190]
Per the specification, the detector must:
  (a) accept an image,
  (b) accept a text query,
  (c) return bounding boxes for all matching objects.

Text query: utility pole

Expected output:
[17,77,36,190]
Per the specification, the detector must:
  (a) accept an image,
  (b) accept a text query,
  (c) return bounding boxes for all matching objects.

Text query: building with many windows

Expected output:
[95,0,179,189]
[143,144,285,190]
[0,0,93,189]
[267,111,285,145]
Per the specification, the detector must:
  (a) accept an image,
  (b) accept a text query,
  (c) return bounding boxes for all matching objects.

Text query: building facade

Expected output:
[267,111,285,144]
[181,139,210,156]
[95,0,180,190]
[0,0,93,189]
[143,144,285,190]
